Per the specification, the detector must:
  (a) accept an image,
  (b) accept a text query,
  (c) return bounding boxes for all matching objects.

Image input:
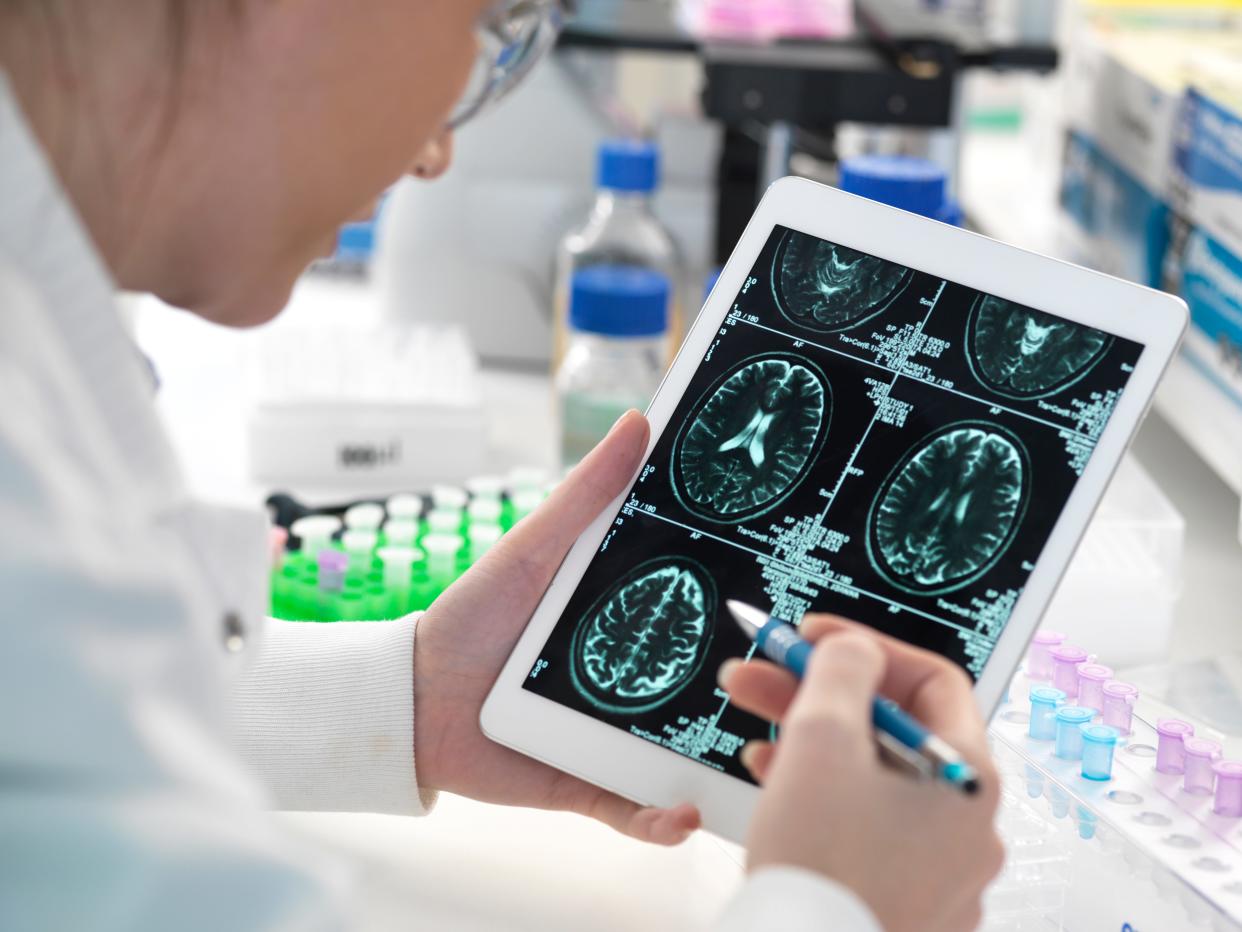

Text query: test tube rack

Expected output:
[268,472,552,623]
[986,668,1242,931]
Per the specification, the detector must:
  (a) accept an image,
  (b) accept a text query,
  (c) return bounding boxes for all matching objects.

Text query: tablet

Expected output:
[481,177,1187,842]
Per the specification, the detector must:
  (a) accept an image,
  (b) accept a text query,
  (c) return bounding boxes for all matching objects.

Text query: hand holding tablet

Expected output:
[482,177,1187,842]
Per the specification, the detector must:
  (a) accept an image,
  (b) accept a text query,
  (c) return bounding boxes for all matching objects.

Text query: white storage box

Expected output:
[1042,453,1184,667]
[247,319,486,492]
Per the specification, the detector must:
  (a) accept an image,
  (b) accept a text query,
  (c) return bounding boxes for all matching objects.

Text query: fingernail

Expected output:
[609,409,637,434]
[717,659,741,690]
[739,741,760,771]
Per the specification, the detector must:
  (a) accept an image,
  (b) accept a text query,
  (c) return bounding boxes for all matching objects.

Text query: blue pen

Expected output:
[726,600,980,796]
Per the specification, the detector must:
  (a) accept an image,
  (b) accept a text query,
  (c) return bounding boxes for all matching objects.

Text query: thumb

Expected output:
[784,633,886,755]
[500,409,650,578]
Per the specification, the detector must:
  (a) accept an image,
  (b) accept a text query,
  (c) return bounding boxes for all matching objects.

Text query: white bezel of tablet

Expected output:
[481,176,1187,843]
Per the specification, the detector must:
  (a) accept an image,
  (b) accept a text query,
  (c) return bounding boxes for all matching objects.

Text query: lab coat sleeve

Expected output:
[714,867,883,932]
[232,615,436,816]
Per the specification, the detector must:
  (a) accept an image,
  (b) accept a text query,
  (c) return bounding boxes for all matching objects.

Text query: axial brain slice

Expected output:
[571,562,713,713]
[774,232,911,331]
[676,358,826,522]
[970,295,1112,398]
[871,426,1027,593]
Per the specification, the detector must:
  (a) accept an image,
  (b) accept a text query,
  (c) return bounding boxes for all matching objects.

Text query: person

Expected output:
[0,1,1003,929]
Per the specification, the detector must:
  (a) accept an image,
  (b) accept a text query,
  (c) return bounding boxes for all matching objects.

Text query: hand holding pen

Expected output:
[718,612,1003,932]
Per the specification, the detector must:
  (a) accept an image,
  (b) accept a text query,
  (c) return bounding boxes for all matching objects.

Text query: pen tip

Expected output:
[962,778,980,796]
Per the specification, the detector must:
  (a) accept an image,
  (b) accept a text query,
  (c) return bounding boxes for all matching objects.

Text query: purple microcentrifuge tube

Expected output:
[1050,645,1089,698]
[318,549,349,591]
[1076,663,1112,714]
[1101,681,1138,736]
[1027,630,1066,681]
[1155,718,1195,774]
[1214,761,1242,817]
[1183,738,1222,795]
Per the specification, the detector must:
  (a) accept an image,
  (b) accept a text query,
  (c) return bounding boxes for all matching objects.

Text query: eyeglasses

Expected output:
[447,0,574,130]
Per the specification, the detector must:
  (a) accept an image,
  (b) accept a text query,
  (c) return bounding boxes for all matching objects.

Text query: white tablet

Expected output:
[481,176,1187,843]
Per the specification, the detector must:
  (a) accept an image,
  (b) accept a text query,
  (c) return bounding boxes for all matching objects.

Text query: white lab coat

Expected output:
[0,74,879,932]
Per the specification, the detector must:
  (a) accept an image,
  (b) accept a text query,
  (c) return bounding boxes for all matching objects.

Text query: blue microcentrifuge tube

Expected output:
[1081,725,1120,781]
[1055,706,1094,760]
[1029,685,1065,741]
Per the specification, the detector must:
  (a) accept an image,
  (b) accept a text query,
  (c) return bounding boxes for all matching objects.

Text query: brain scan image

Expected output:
[569,558,717,714]
[967,295,1113,399]
[867,423,1030,595]
[771,230,913,332]
[672,354,830,523]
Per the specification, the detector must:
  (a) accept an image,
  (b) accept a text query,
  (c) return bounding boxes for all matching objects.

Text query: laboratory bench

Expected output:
[133,266,1242,929]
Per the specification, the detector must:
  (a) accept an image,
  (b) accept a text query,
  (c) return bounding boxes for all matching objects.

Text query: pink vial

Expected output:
[1101,681,1138,736]
[1027,630,1066,680]
[1050,645,1089,698]
[1183,738,1222,795]
[1155,718,1195,774]
[1214,761,1242,817]
[1076,663,1113,713]
[268,526,289,570]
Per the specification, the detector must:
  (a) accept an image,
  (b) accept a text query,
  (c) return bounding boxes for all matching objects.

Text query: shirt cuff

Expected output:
[713,866,882,932]
[231,615,436,816]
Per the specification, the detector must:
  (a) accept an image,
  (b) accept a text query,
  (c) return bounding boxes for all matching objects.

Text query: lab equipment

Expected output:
[1050,645,1089,698]
[1040,454,1183,666]
[247,318,486,490]
[1054,707,1094,761]
[1076,662,1113,713]
[268,526,288,569]
[268,476,551,622]
[344,502,385,530]
[1025,629,1065,680]
[1101,680,1139,735]
[290,515,342,560]
[556,265,670,466]
[382,519,418,547]
[553,140,682,368]
[340,529,377,559]
[386,493,422,521]
[1215,762,1242,818]
[1183,737,1222,795]
[988,658,1242,931]
[1156,718,1195,774]
[677,0,854,42]
[727,601,979,794]
[1028,686,1064,741]
[837,154,956,223]
[318,550,348,592]
[468,523,503,559]
[1079,724,1118,781]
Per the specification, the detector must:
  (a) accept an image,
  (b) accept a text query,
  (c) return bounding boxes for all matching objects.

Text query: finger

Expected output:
[783,632,886,756]
[585,790,701,846]
[739,740,777,783]
[487,410,649,601]
[799,615,983,752]
[719,658,799,723]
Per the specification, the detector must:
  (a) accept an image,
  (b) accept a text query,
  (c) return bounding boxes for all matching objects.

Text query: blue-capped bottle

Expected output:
[553,139,682,369]
[556,266,670,467]
[838,154,960,225]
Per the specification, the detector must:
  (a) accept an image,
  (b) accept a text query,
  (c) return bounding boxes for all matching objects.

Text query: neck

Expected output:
[0,3,184,280]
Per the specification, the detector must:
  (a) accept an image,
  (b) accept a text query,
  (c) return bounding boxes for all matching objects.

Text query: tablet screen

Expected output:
[524,225,1145,783]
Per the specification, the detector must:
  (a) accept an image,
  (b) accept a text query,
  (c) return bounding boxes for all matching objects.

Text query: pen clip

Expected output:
[877,730,934,781]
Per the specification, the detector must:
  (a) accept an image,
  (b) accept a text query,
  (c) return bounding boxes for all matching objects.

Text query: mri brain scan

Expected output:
[569,558,716,714]
[967,295,1113,399]
[868,423,1029,595]
[673,355,830,523]
[772,231,913,332]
